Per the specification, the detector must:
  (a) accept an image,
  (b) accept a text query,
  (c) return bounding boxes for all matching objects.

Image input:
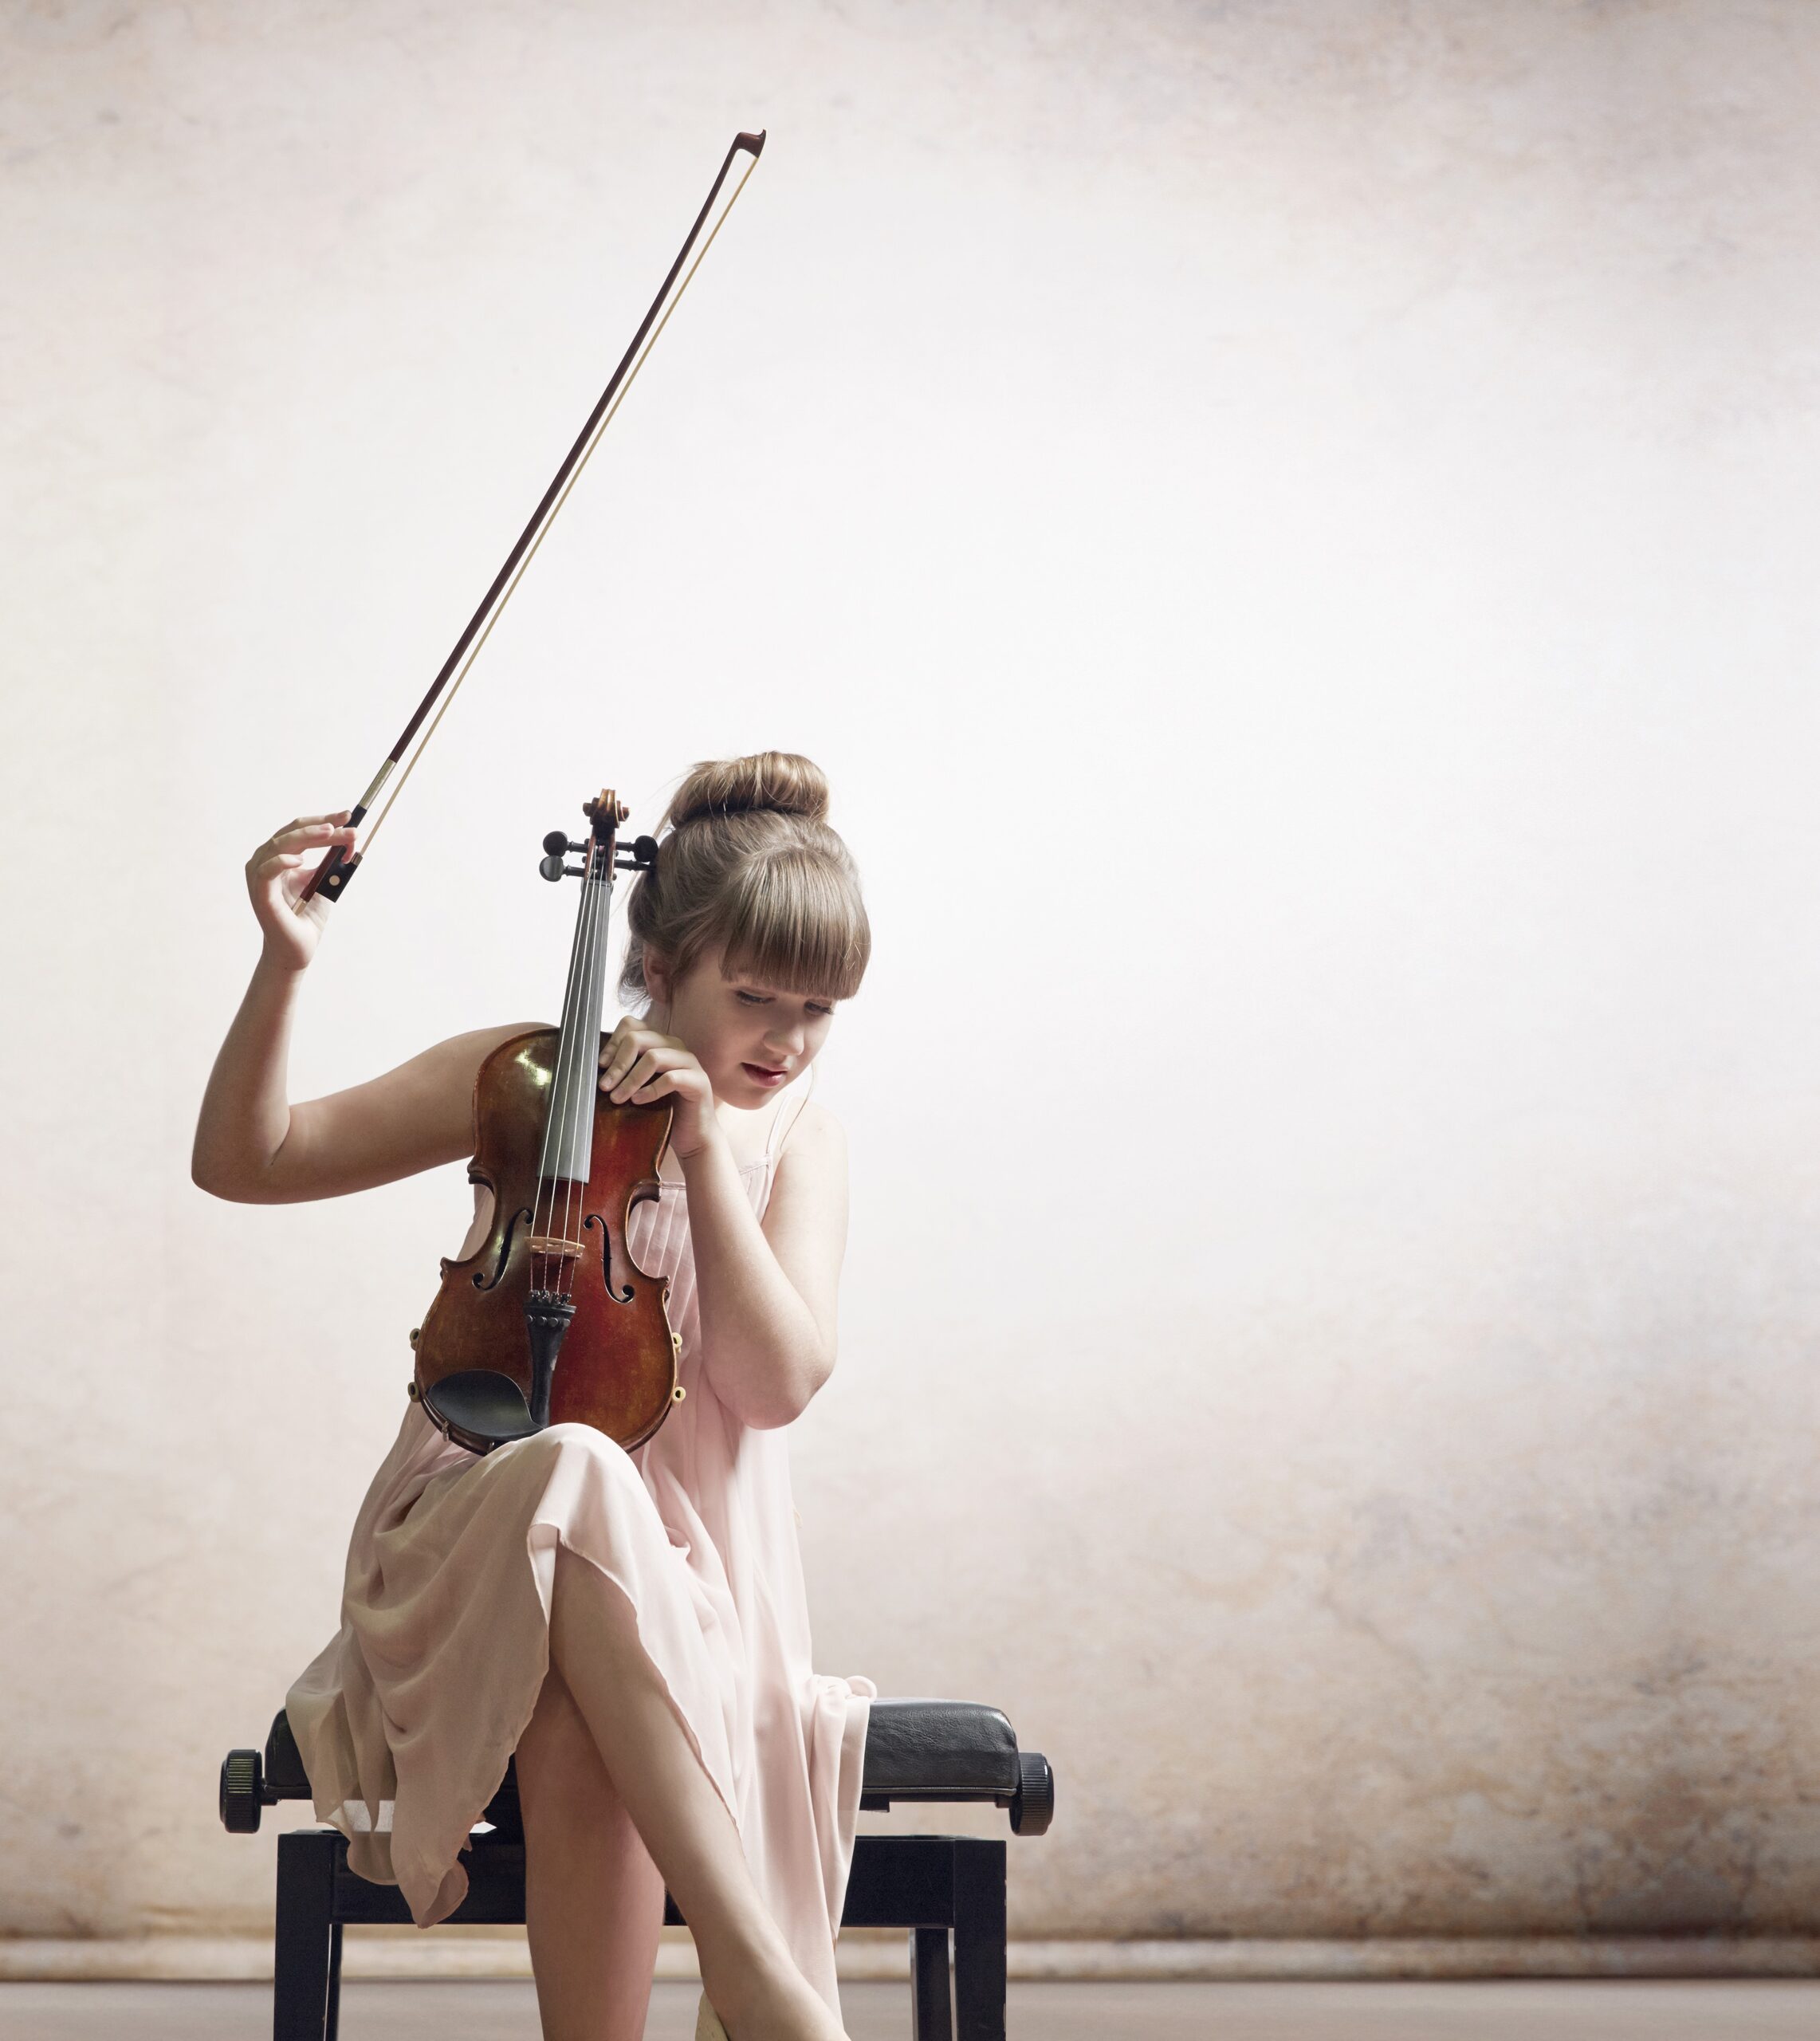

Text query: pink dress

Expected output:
[285,1096,874,2011]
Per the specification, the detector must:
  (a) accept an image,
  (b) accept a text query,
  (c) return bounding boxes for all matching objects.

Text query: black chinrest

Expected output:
[420,1370,539,1454]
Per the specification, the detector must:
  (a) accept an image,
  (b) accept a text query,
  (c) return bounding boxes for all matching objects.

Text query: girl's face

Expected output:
[648,945,839,1108]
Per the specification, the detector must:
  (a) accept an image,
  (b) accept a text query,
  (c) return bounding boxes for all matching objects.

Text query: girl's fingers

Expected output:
[632,1064,705,1106]
[599,1025,659,1089]
[611,1051,662,1101]
[272,821,356,854]
[613,1048,694,1103]
[598,1028,698,1100]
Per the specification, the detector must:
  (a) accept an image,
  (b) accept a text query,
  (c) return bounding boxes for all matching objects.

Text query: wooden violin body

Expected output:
[412,1027,680,1449]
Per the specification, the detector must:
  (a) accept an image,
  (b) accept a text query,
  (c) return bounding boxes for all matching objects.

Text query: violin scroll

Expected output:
[539,805,657,882]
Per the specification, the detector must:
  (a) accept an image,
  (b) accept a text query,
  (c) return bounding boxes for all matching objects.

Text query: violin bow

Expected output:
[301,128,767,906]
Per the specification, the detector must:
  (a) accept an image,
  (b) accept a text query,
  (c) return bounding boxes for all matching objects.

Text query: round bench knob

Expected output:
[1009,1750,1055,1836]
[219,1748,265,1834]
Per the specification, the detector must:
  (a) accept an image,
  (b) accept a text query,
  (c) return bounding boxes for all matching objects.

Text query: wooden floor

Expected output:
[2,1979,1818,2037]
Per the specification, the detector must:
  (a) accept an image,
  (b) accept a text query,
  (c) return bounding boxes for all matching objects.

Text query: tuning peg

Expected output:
[543,830,587,856]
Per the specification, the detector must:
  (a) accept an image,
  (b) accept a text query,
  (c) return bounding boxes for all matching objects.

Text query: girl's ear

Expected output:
[643,950,673,1004]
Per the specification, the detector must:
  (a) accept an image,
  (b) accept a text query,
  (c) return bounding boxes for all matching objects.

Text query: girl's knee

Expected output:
[511,1422,643,1504]
[542,1421,639,1480]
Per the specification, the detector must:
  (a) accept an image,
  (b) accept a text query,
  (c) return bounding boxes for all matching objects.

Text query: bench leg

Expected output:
[274,1830,340,2041]
[325,1921,344,2041]
[950,1839,1006,2041]
[910,1925,953,2040]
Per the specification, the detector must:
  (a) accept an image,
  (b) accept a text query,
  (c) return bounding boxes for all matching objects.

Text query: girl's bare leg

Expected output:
[518,1662,666,2041]
[547,1545,847,2041]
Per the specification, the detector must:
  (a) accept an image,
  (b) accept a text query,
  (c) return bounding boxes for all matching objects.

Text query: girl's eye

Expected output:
[735,990,768,1006]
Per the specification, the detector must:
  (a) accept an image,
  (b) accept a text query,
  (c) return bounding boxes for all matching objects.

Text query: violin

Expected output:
[281,135,768,1453]
[410,792,680,1457]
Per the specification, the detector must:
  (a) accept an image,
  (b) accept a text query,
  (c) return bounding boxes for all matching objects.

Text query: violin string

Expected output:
[556,853,601,1288]
[544,843,604,1289]
[554,840,607,1292]
[533,839,597,1293]
[562,850,615,1296]
[537,818,610,1279]
[582,855,620,1287]
[590,859,619,1283]
[352,152,762,871]
[533,851,577,1281]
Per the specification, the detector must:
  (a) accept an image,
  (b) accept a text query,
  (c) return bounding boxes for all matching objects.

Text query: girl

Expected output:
[194,753,873,2041]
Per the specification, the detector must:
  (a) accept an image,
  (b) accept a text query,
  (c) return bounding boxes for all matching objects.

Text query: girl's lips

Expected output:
[742,1063,788,1085]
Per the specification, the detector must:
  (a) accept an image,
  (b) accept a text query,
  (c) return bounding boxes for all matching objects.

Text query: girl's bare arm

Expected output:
[593,1017,847,1429]
[191,964,527,1201]
[682,1102,847,1430]
[191,812,533,1203]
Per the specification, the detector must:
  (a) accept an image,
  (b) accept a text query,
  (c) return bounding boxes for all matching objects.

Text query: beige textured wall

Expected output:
[5,0,1819,1944]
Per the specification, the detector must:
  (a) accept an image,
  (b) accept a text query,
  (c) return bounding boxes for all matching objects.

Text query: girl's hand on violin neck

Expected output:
[599,1018,719,1159]
[246,813,356,971]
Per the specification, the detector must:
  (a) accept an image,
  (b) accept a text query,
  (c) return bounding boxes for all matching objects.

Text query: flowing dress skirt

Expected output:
[285,1154,872,2011]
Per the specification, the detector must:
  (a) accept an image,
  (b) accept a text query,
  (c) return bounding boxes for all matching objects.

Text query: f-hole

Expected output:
[473,1205,532,1292]
[585,1212,633,1304]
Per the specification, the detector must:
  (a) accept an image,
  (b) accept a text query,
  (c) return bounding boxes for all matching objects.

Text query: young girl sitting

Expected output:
[194,752,873,2041]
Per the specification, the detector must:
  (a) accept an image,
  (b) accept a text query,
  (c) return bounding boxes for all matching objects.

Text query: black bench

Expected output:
[221,1697,1054,2041]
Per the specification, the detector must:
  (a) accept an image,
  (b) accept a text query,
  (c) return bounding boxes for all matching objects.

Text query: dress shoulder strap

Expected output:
[762,1062,818,1170]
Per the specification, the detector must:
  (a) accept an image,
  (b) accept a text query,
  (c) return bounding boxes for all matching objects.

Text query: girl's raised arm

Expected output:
[191,812,531,1204]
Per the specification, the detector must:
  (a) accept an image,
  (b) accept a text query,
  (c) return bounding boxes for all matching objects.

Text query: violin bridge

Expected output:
[527,1235,585,1263]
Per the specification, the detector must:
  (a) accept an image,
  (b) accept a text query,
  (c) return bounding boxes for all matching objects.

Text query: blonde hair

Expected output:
[619,752,870,1006]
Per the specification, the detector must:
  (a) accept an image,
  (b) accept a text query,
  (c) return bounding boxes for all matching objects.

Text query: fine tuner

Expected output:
[539,826,659,883]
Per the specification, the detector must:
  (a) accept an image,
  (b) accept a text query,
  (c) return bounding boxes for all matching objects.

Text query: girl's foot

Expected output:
[696,1977,849,2041]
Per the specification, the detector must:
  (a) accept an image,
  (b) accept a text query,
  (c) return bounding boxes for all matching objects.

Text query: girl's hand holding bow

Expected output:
[246,812,357,971]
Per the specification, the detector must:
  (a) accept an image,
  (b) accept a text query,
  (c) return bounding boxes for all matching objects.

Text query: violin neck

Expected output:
[540,862,617,1184]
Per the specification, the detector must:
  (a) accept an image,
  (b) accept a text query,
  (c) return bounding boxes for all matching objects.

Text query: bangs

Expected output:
[713,848,870,1001]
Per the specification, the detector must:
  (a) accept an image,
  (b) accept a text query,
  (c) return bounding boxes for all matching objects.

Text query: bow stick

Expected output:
[301,128,767,906]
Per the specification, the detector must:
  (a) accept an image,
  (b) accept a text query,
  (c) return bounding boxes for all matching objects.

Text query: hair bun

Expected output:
[665,752,831,830]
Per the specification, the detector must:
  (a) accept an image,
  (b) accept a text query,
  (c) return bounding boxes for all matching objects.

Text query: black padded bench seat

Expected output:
[225,1697,1054,1838]
[221,1697,1055,2041]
